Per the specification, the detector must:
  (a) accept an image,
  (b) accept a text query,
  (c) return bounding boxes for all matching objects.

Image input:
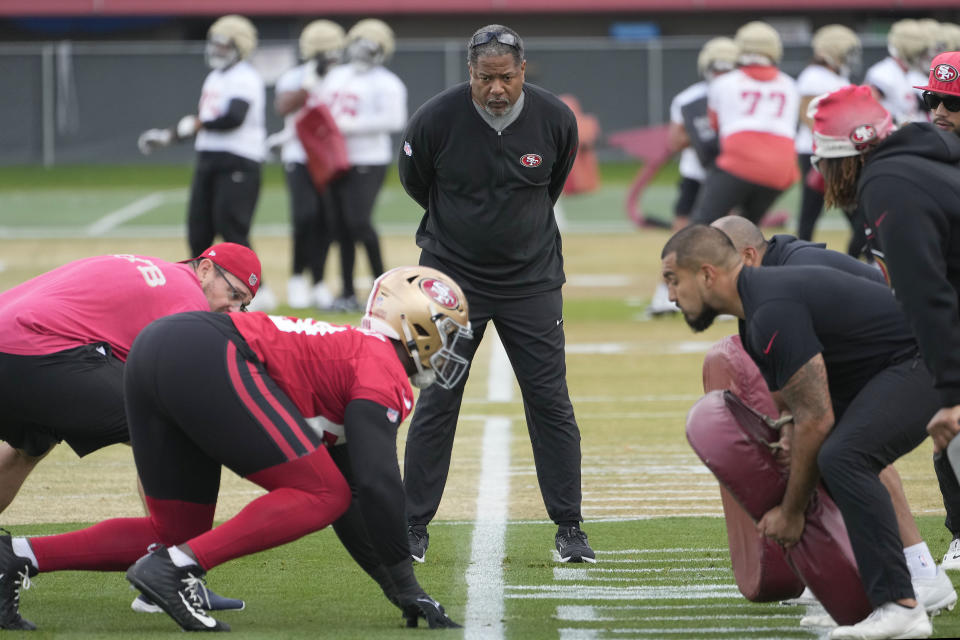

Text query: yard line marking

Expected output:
[555,606,799,622]
[85,191,168,236]
[566,343,627,355]
[557,626,816,640]
[506,583,742,600]
[461,393,700,404]
[566,274,633,287]
[595,548,726,554]
[464,330,512,640]
[554,567,731,581]
[563,603,774,611]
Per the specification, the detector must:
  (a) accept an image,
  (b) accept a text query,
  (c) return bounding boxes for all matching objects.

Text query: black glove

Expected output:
[384,559,462,629]
[399,593,461,629]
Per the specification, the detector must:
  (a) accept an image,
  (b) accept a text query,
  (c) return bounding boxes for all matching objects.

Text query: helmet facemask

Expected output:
[401,311,472,389]
[206,34,239,70]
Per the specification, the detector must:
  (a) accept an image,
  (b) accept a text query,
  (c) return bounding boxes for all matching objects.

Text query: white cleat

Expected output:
[782,586,820,606]
[801,611,837,628]
[913,566,958,616]
[942,538,960,571]
[829,602,931,640]
[646,282,679,317]
[286,275,311,309]
[313,282,335,310]
[247,284,278,313]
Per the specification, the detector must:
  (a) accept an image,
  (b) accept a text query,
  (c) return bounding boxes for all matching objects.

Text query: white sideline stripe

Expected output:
[464,330,512,640]
[556,606,798,622]
[85,191,167,236]
[554,568,730,581]
[566,343,627,355]
[564,603,771,610]
[566,274,632,287]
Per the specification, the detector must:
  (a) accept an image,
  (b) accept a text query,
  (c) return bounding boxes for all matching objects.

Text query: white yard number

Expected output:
[112,254,166,287]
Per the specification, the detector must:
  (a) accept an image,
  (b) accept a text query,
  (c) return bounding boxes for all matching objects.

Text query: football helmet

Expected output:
[888,19,933,72]
[300,20,346,61]
[812,24,862,77]
[697,37,738,79]
[346,18,395,66]
[734,21,783,65]
[939,23,960,52]
[206,15,257,70]
[362,266,472,390]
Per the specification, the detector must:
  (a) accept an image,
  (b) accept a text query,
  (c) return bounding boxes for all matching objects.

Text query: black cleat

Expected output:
[126,547,230,632]
[132,587,245,613]
[408,527,429,564]
[555,525,596,563]
[0,532,37,630]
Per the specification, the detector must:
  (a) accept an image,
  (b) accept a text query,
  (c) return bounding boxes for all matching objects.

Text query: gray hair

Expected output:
[467,24,524,67]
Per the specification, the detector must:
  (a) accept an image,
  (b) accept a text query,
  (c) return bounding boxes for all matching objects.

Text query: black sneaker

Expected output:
[331,295,360,313]
[126,547,230,632]
[132,587,245,613]
[408,527,429,564]
[0,532,37,630]
[555,525,596,563]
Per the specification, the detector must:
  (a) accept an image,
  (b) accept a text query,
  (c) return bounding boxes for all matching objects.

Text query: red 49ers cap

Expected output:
[810,85,894,159]
[914,51,960,97]
[183,242,261,295]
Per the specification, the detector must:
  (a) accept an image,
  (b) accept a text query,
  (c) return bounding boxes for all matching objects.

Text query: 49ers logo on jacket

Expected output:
[420,278,459,309]
[849,124,877,146]
[520,153,543,167]
[935,64,959,83]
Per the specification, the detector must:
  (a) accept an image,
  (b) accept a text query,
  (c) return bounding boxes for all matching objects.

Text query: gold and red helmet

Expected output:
[362,266,472,389]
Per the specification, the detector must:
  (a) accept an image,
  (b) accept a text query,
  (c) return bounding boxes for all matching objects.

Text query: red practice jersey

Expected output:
[0,255,209,360]
[229,313,414,444]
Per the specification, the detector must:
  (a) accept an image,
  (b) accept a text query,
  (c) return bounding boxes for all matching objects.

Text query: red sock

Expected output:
[31,500,216,572]
[190,447,350,569]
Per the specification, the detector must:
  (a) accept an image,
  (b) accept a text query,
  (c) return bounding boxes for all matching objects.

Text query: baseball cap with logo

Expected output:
[182,242,261,295]
[810,85,894,160]
[914,51,960,97]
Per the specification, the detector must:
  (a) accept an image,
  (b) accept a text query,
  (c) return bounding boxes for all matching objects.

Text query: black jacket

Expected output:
[398,82,577,294]
[858,122,960,405]
[763,234,885,284]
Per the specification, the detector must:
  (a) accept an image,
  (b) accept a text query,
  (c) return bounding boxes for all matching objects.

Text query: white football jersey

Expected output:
[274,64,308,165]
[795,64,849,154]
[196,60,266,162]
[670,81,709,181]
[317,62,408,166]
[708,69,800,139]
[864,57,926,125]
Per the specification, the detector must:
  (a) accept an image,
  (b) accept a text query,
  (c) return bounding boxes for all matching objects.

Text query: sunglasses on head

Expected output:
[469,31,519,49]
[922,91,960,112]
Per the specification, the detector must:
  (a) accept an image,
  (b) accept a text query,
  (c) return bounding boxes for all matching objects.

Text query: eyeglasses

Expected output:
[922,91,960,112]
[213,263,249,312]
[469,31,520,49]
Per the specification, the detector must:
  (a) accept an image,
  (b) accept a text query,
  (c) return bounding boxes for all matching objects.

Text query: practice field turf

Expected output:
[0,163,957,638]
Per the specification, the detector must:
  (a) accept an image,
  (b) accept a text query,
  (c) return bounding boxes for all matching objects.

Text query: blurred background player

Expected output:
[268,20,345,310]
[864,18,933,126]
[138,15,275,311]
[690,21,799,225]
[794,24,861,242]
[318,18,408,312]
[0,266,467,632]
[647,36,738,317]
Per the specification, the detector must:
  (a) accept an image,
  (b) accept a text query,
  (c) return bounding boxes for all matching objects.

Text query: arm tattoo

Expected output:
[779,354,832,427]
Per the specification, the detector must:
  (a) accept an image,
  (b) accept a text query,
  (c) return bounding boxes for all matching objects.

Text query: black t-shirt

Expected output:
[737,266,917,416]
[763,234,886,285]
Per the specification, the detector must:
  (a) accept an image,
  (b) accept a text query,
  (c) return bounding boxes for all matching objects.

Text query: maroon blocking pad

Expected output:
[693,335,872,623]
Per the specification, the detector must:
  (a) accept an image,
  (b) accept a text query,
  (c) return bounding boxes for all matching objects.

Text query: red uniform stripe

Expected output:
[243,359,316,453]
[225,341,297,461]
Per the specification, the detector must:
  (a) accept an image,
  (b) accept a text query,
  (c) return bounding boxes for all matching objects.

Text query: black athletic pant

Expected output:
[796,154,825,241]
[690,168,783,225]
[329,165,387,297]
[187,151,262,257]
[404,253,583,529]
[817,354,939,607]
[673,176,702,219]
[285,162,333,282]
[125,312,324,503]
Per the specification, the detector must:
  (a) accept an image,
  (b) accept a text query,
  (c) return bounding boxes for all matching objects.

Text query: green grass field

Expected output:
[0,162,957,638]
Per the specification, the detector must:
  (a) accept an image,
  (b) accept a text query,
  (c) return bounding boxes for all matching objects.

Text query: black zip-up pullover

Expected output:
[398,82,578,294]
[858,122,960,405]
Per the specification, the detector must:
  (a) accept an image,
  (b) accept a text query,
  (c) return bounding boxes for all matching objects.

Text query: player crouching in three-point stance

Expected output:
[662,225,939,640]
[0,266,469,632]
